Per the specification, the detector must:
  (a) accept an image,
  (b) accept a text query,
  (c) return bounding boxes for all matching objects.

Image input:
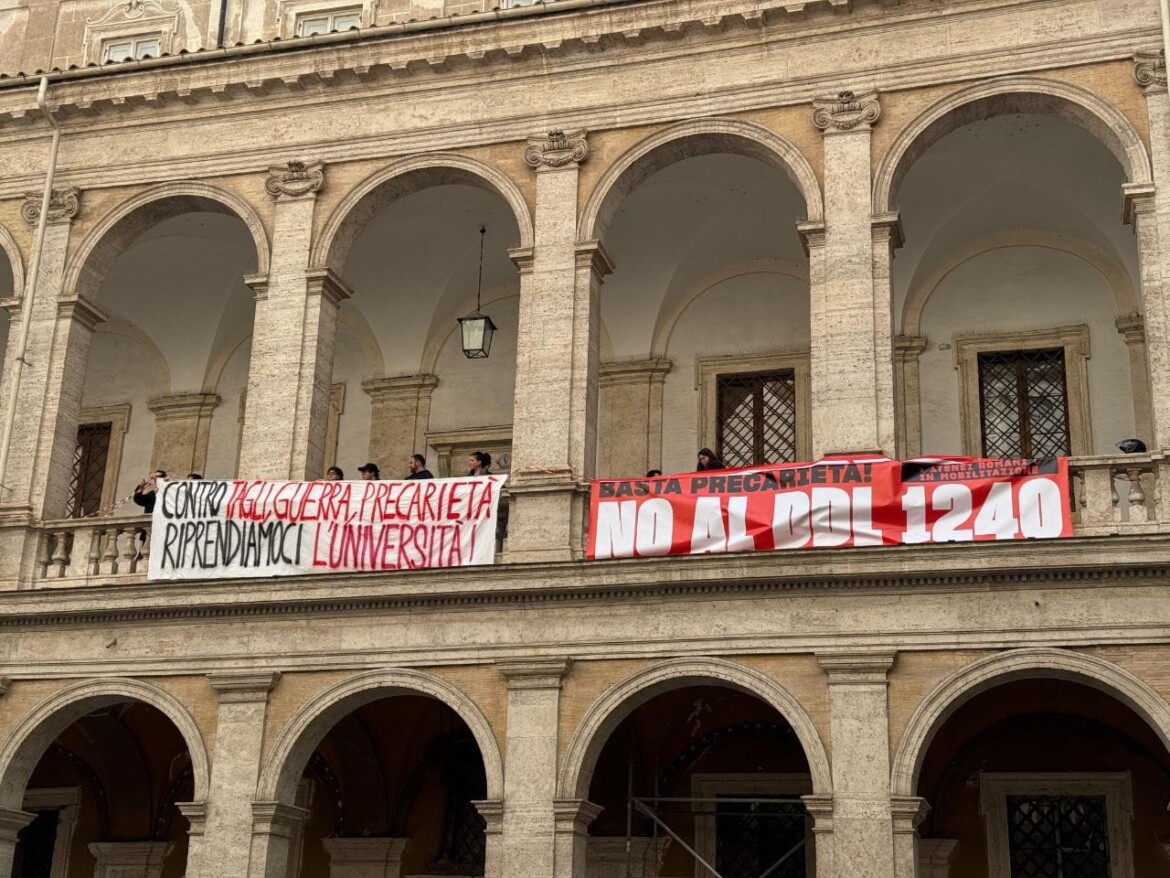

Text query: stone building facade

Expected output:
[0,0,1168,875]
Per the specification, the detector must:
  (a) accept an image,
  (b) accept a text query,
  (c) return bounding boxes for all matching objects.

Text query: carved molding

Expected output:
[523,129,589,169]
[147,391,221,422]
[1116,313,1145,345]
[83,0,183,65]
[498,657,572,689]
[208,671,280,703]
[265,160,325,198]
[1135,50,1167,91]
[22,188,81,226]
[813,89,881,132]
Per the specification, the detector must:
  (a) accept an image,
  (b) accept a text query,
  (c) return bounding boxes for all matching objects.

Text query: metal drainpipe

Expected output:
[0,76,61,506]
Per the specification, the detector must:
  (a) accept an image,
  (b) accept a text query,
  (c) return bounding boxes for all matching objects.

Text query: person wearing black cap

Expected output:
[358,462,380,480]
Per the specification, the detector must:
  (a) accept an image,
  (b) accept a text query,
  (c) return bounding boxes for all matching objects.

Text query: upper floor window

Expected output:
[66,423,113,519]
[717,370,799,467]
[978,348,1070,459]
[296,8,362,35]
[101,35,162,62]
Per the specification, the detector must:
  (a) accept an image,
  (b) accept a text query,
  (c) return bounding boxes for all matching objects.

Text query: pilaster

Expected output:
[889,795,929,878]
[817,651,897,878]
[800,794,834,878]
[195,672,279,878]
[248,801,310,878]
[811,91,890,457]
[1133,53,1170,449]
[362,373,440,474]
[597,358,672,477]
[1116,313,1154,444]
[551,799,603,878]
[893,335,927,457]
[321,837,409,878]
[509,130,601,561]
[498,658,572,878]
[147,391,220,476]
[0,807,36,878]
[88,841,172,878]
[239,160,344,480]
[473,799,504,878]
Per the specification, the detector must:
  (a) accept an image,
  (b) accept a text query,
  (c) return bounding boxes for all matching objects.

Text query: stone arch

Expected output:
[902,231,1139,336]
[0,223,24,301]
[558,657,831,799]
[62,181,271,306]
[873,76,1153,215]
[312,154,535,273]
[579,118,824,245]
[257,668,504,805]
[891,647,1170,797]
[651,258,810,356]
[0,678,211,811]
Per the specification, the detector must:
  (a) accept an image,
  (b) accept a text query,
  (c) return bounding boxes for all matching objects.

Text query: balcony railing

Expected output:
[19,454,1170,588]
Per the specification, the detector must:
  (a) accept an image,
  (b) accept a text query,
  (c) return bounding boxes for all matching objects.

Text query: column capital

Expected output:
[148,391,221,422]
[889,795,930,832]
[265,160,325,199]
[176,801,208,836]
[894,335,928,362]
[251,801,309,837]
[817,650,896,683]
[472,798,504,832]
[524,129,589,170]
[208,671,279,703]
[321,837,409,864]
[552,798,603,833]
[574,240,615,278]
[508,245,535,274]
[800,793,834,829]
[872,211,904,250]
[1123,181,1156,225]
[1135,50,1167,93]
[599,357,673,388]
[1116,312,1146,344]
[57,296,106,330]
[813,89,881,133]
[243,272,270,301]
[305,267,352,305]
[0,807,35,840]
[498,658,572,689]
[22,187,81,225]
[796,220,826,255]
[88,841,172,870]
[362,373,440,401]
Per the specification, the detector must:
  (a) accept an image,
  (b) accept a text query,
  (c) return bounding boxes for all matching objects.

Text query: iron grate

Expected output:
[978,349,1070,459]
[1007,795,1110,878]
[64,422,113,519]
[717,371,798,468]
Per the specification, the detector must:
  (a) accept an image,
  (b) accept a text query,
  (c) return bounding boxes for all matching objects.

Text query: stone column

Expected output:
[146,392,220,476]
[1116,313,1154,444]
[363,373,439,472]
[597,358,672,478]
[248,802,309,878]
[88,842,172,878]
[800,794,834,878]
[0,189,89,520]
[889,796,929,878]
[194,672,279,878]
[810,92,890,457]
[917,837,958,878]
[1134,53,1170,450]
[893,336,927,458]
[321,837,409,878]
[239,161,349,480]
[509,131,606,562]
[473,799,504,878]
[552,799,602,878]
[176,801,208,878]
[817,652,897,878]
[498,658,572,878]
[0,806,35,878]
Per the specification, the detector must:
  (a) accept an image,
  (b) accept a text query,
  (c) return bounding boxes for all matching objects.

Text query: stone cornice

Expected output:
[22,188,80,225]
[361,373,440,400]
[265,159,325,198]
[1122,181,1155,225]
[147,391,220,420]
[208,670,280,702]
[812,89,881,132]
[889,795,930,830]
[1115,313,1145,344]
[817,650,896,682]
[304,267,351,304]
[498,657,572,689]
[599,357,673,387]
[57,297,107,329]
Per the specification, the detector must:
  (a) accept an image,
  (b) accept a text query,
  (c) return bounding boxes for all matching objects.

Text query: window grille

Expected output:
[1006,795,1110,878]
[715,798,807,878]
[977,348,1070,458]
[716,371,798,467]
[65,423,112,519]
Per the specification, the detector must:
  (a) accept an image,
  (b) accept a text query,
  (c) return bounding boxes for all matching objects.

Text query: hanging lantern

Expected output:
[458,225,497,359]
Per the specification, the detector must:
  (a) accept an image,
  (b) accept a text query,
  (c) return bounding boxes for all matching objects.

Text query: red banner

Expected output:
[587,457,1071,560]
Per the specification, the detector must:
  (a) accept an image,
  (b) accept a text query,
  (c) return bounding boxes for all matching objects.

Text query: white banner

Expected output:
[148,475,507,580]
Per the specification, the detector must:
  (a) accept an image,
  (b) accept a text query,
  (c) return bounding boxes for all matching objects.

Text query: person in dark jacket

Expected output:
[406,453,434,480]
[696,448,725,471]
[133,470,166,514]
[468,451,492,476]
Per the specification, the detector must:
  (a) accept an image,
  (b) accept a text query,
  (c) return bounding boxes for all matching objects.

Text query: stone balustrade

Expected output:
[15,455,1170,588]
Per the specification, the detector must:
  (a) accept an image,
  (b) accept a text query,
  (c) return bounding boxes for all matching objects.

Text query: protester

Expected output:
[325,466,345,480]
[133,470,166,514]
[646,469,663,477]
[406,454,434,480]
[696,448,725,471]
[357,462,380,480]
[468,451,492,476]
[186,473,203,480]
[1117,439,1147,454]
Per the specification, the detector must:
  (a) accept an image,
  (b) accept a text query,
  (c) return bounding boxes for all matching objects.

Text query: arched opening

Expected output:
[5,696,201,878]
[886,90,1147,458]
[586,125,817,477]
[583,683,817,878]
[59,190,263,519]
[317,163,526,482]
[913,677,1170,877]
[292,694,491,878]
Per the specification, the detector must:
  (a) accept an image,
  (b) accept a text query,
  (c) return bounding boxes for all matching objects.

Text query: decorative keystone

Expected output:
[812,90,881,132]
[265,160,325,198]
[22,187,80,225]
[1135,50,1167,91]
[523,129,589,169]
